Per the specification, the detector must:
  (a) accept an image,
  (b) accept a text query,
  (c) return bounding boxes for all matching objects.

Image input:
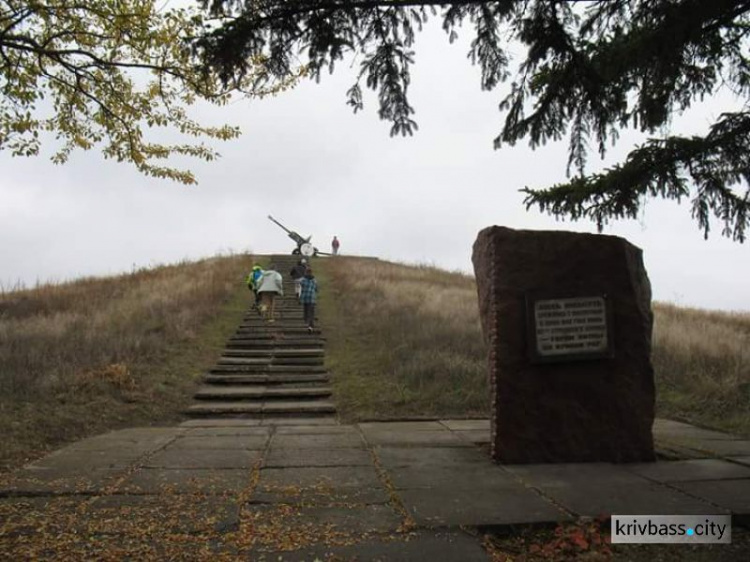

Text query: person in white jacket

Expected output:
[256,264,284,322]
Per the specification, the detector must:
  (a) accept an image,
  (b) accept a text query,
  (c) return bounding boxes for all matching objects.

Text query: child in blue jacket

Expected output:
[299,268,318,332]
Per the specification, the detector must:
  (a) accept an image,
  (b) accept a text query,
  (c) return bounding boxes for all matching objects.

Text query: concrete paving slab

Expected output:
[144,448,261,469]
[386,464,523,491]
[654,441,714,460]
[63,429,180,452]
[166,435,270,450]
[680,440,750,457]
[0,467,122,495]
[359,421,444,432]
[275,425,357,435]
[86,494,240,533]
[399,485,570,527]
[117,468,251,495]
[245,503,401,535]
[453,430,491,444]
[671,479,750,513]
[624,459,750,483]
[265,448,372,468]
[0,529,241,559]
[375,446,490,469]
[258,465,383,491]
[653,419,700,431]
[253,465,389,505]
[261,417,339,426]
[440,420,491,431]
[271,433,365,449]
[179,419,262,428]
[363,430,473,448]
[186,426,272,437]
[0,496,93,537]
[653,423,744,441]
[99,427,186,440]
[27,449,144,471]
[264,530,491,562]
[262,401,336,415]
[504,463,727,516]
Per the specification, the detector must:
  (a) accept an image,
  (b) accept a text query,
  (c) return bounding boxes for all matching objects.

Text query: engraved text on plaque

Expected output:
[529,296,612,361]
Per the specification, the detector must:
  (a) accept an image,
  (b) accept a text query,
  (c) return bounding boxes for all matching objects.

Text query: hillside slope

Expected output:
[317,257,750,435]
[0,255,253,471]
[317,257,488,421]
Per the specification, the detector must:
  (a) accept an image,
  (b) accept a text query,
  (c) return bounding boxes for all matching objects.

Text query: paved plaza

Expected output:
[2,417,749,559]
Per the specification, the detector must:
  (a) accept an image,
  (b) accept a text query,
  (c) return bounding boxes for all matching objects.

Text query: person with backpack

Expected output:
[246,264,264,312]
[256,263,284,322]
[299,267,318,333]
[289,258,308,301]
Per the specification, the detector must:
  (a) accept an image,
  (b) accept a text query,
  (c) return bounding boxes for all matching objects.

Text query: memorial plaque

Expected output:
[527,295,613,362]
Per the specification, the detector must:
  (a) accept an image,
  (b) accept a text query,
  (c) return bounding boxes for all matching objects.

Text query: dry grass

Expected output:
[653,303,750,434]
[317,257,488,421]
[0,255,253,471]
[319,257,750,435]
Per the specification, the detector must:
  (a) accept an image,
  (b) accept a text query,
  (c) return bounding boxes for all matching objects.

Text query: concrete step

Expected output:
[229,330,326,342]
[271,358,324,366]
[186,402,261,416]
[226,340,325,349]
[203,374,330,385]
[185,400,336,417]
[236,327,323,335]
[218,357,324,366]
[210,365,326,374]
[222,349,325,358]
[228,334,285,341]
[243,307,304,313]
[245,308,302,312]
[230,335,325,342]
[264,401,336,415]
[245,321,307,327]
[234,326,320,333]
[217,357,271,366]
[242,318,305,323]
[231,332,325,340]
[194,386,332,400]
[238,323,309,329]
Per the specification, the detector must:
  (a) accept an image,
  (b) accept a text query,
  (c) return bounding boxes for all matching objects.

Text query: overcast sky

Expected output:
[1,18,748,311]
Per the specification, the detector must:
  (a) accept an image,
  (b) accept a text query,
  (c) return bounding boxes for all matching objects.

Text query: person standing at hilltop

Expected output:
[256,263,284,323]
[331,236,340,256]
[299,267,318,333]
[289,258,307,301]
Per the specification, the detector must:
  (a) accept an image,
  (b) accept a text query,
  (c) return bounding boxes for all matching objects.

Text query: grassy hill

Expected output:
[317,258,487,421]
[0,255,252,471]
[2,254,748,471]
[318,257,750,435]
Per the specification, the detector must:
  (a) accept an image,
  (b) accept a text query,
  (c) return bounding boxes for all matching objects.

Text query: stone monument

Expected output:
[472,226,655,463]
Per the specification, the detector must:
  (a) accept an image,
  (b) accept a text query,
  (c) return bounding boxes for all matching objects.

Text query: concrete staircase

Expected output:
[185,255,336,421]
